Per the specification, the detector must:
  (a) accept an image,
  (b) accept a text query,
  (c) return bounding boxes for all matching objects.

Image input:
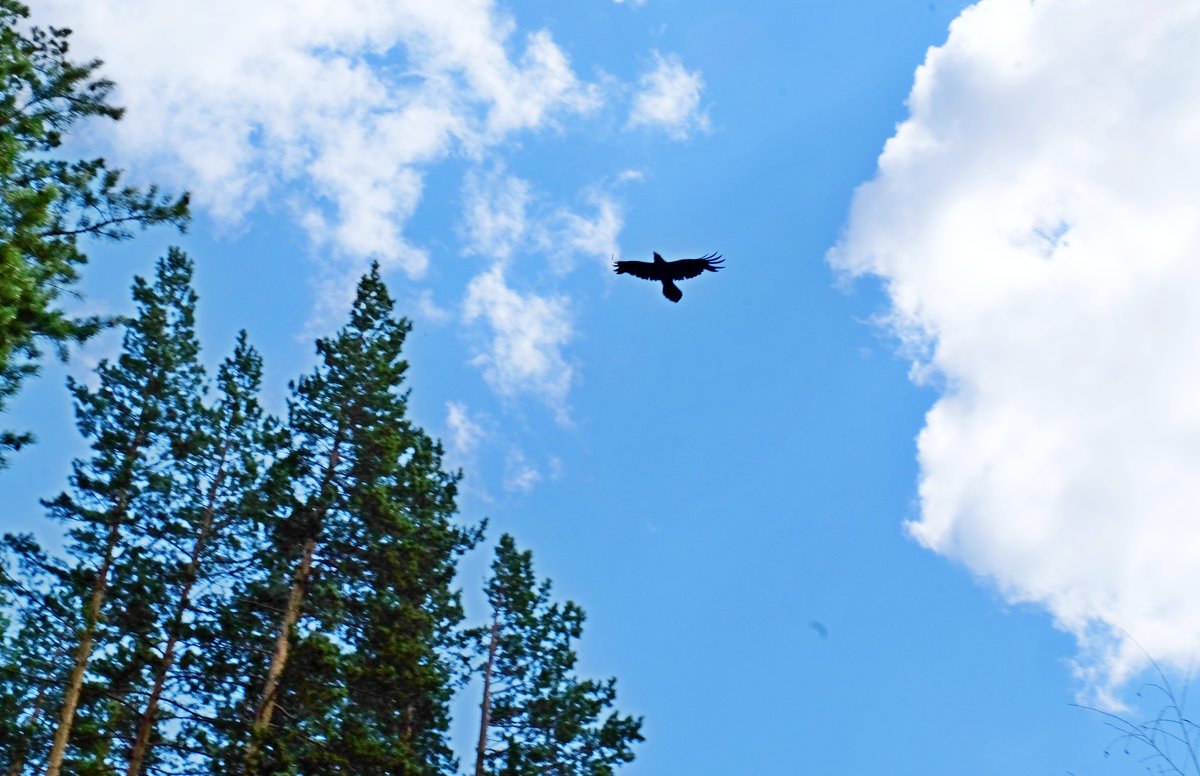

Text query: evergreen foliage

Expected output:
[0,0,189,463]
[474,535,643,776]
[230,264,480,775]
[35,249,204,776]
[0,258,642,776]
[0,535,73,775]
[124,331,286,776]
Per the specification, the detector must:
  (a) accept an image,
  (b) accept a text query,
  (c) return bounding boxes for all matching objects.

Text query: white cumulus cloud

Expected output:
[829,0,1200,704]
[34,0,704,417]
[628,51,709,139]
[463,265,574,420]
[36,0,599,293]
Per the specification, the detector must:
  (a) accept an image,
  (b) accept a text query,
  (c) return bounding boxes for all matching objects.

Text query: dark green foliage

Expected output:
[48,248,204,564]
[35,249,205,774]
[0,535,73,775]
[0,0,189,463]
[207,264,479,775]
[0,256,642,775]
[125,331,287,776]
[476,535,642,776]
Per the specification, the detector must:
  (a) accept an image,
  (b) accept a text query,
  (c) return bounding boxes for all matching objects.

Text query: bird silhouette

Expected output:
[612,251,724,303]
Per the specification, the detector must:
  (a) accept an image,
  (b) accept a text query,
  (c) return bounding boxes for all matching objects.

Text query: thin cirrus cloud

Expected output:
[547,192,624,272]
[628,51,710,139]
[829,0,1200,706]
[460,167,533,263]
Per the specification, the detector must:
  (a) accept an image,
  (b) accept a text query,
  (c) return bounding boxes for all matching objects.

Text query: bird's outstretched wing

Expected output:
[666,252,724,280]
[612,259,663,281]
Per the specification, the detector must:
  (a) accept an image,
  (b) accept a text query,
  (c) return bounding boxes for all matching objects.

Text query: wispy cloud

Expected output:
[503,448,542,493]
[459,165,627,273]
[628,51,709,139]
[456,174,621,415]
[829,1,1200,705]
[463,265,574,421]
[460,167,532,263]
[412,289,453,326]
[538,192,625,273]
[445,400,486,461]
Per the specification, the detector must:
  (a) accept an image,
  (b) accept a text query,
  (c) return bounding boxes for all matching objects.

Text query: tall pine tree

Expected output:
[123,332,285,776]
[36,249,204,776]
[474,535,642,776]
[217,263,477,775]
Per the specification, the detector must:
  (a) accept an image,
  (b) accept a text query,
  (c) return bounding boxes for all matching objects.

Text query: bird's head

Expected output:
[652,252,665,263]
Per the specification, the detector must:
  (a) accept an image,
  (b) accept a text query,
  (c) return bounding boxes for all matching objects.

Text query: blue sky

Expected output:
[12,0,1200,772]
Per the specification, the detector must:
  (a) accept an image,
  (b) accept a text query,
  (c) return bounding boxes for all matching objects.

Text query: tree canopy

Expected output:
[0,259,640,775]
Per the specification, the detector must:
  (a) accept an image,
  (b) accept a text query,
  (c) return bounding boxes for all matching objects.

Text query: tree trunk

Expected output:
[242,425,342,775]
[474,615,501,776]
[44,518,122,776]
[242,536,317,774]
[44,396,153,776]
[6,747,26,776]
[7,679,51,776]
[125,454,229,776]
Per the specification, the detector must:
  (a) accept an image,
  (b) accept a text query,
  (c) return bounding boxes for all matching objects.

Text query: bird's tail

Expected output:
[661,279,682,303]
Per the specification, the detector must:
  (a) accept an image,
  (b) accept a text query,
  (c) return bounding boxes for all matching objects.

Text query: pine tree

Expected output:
[214,263,476,775]
[0,1,188,463]
[327,404,480,775]
[474,535,643,776]
[123,332,285,776]
[36,249,204,776]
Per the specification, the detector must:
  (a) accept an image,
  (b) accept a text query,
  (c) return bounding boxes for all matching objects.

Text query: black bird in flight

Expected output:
[612,251,724,303]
